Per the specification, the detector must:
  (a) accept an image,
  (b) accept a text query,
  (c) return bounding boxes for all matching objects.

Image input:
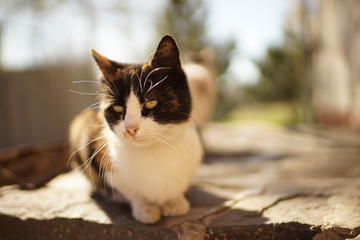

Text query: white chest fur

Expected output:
[105,123,202,204]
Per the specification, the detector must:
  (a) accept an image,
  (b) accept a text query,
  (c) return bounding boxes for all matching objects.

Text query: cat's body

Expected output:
[69,36,203,224]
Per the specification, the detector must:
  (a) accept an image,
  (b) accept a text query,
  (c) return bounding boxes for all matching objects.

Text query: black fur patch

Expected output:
[103,64,191,128]
[97,36,192,129]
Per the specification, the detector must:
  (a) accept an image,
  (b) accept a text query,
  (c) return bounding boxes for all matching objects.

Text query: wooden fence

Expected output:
[0,65,98,148]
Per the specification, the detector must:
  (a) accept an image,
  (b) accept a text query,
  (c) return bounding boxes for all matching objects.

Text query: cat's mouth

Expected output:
[122,132,154,146]
[123,132,139,141]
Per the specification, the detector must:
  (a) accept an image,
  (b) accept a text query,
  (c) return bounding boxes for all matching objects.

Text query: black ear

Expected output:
[90,48,122,81]
[152,35,181,68]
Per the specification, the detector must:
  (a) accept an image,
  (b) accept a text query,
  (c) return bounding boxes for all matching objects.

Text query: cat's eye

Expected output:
[113,105,124,113]
[144,100,158,109]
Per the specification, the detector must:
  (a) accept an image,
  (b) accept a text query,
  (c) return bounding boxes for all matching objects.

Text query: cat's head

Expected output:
[92,35,192,146]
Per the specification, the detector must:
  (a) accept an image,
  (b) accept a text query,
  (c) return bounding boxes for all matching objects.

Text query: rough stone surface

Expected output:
[0,122,360,240]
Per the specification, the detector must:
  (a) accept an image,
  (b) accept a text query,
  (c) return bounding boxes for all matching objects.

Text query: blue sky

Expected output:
[1,0,296,83]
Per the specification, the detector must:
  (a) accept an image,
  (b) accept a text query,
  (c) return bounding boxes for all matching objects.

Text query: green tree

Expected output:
[247,32,303,103]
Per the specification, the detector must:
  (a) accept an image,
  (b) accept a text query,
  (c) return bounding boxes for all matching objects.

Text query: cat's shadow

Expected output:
[92,187,268,229]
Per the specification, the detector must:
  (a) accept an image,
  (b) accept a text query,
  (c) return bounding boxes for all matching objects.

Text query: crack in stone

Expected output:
[259,192,331,215]
[171,190,349,240]
[198,187,265,224]
[166,191,263,240]
[197,205,230,224]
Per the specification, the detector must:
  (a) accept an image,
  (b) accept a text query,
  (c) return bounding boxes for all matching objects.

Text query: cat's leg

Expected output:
[107,175,161,224]
[161,194,190,217]
[130,198,162,224]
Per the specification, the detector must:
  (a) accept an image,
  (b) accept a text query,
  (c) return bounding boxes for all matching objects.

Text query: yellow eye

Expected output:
[144,100,158,109]
[113,105,124,113]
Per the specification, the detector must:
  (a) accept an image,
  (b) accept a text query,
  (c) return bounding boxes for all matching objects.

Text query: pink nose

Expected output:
[126,125,139,137]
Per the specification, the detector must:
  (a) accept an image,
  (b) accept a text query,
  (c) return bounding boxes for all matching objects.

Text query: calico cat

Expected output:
[69,35,203,224]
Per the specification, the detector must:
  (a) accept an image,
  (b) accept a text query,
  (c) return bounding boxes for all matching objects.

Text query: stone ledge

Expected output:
[1,123,360,240]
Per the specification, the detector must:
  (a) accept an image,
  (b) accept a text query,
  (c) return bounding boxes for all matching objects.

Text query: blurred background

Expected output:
[0,0,359,148]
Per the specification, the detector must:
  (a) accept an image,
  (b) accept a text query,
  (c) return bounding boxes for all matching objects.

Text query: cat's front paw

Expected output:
[132,204,161,224]
[161,196,190,217]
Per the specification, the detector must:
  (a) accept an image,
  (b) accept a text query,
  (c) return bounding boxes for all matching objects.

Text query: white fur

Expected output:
[103,90,203,223]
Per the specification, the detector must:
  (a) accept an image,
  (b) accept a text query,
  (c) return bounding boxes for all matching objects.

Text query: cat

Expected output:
[69,35,203,224]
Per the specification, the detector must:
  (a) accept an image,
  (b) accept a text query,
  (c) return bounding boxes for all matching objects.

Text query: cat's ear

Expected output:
[90,48,122,81]
[152,35,181,68]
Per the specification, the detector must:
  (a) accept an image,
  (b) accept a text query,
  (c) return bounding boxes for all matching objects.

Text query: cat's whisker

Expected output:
[135,51,157,92]
[87,142,108,167]
[134,71,143,93]
[79,141,108,188]
[98,93,116,101]
[67,135,106,168]
[102,155,111,183]
[138,65,147,92]
[157,136,183,149]
[143,67,171,90]
[136,51,157,92]
[153,137,180,155]
[79,82,116,100]
[156,133,177,141]
[100,83,117,99]
[109,77,121,97]
[98,92,117,104]
[108,86,119,98]
[148,79,153,90]
[89,105,101,110]
[84,102,102,111]
[98,91,114,97]
[101,72,121,97]
[88,166,98,193]
[100,150,115,199]
[78,159,92,174]
[72,80,102,85]
[145,75,168,94]
[70,80,118,105]
[143,51,156,63]
[99,152,106,180]
[71,142,106,179]
[140,131,183,152]
[105,157,114,195]
[69,89,100,96]
[109,165,115,199]
[140,128,183,140]
[90,76,117,97]
[99,147,110,180]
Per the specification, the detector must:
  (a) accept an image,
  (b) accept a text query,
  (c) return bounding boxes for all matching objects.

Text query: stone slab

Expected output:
[1,122,360,240]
